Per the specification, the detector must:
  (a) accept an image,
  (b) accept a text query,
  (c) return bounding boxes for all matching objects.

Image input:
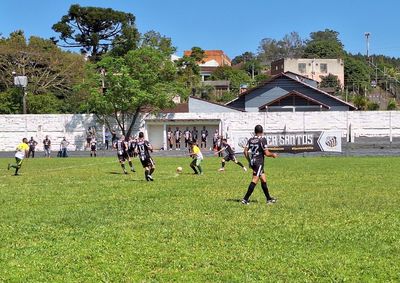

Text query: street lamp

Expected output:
[12,72,28,114]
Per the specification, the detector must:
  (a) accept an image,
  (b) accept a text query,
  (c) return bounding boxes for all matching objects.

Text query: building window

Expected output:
[298,63,306,73]
[320,63,328,73]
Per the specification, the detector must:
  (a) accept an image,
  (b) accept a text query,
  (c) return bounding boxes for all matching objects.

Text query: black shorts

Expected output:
[87,138,91,143]
[250,160,264,176]
[223,154,237,162]
[128,150,134,158]
[176,139,180,143]
[201,137,207,142]
[140,157,155,168]
[91,145,97,151]
[118,152,129,162]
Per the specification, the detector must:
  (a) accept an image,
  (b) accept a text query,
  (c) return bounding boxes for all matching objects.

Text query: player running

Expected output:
[215,139,247,172]
[189,141,203,175]
[127,136,137,172]
[135,132,155,181]
[241,125,278,205]
[114,135,134,174]
[8,138,29,176]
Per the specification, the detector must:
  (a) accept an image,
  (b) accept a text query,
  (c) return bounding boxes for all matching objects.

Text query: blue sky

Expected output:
[1,0,399,59]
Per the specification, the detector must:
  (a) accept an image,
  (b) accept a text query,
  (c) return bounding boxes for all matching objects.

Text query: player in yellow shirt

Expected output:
[189,141,203,175]
[8,138,29,176]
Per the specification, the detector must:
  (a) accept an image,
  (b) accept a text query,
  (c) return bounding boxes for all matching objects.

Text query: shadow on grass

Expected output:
[226,198,259,203]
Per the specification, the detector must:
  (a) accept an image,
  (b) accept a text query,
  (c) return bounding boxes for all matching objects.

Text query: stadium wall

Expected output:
[0,111,399,151]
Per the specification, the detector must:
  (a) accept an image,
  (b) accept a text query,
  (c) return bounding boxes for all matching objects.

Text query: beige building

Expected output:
[271,58,344,88]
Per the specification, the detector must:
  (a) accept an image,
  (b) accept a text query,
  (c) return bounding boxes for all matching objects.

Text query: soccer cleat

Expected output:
[147,175,154,181]
[131,168,136,172]
[267,197,277,205]
[218,168,225,172]
[123,170,128,175]
[243,167,247,172]
[241,199,250,205]
[7,163,10,170]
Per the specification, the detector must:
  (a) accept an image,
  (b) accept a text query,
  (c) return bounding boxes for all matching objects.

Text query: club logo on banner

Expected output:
[234,131,342,153]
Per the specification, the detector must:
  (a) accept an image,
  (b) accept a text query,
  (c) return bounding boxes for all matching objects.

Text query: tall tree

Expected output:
[232,51,262,79]
[257,32,305,64]
[139,30,176,57]
[303,29,345,58]
[52,4,139,60]
[87,47,179,138]
[176,46,205,98]
[210,66,251,94]
[0,31,85,113]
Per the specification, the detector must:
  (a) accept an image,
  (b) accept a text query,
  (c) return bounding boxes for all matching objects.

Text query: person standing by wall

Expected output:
[105,128,111,150]
[28,137,38,158]
[43,135,51,158]
[200,126,208,149]
[167,127,173,150]
[60,137,70,158]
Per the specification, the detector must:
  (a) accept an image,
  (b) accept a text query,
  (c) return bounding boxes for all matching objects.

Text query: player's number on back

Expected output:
[249,144,259,155]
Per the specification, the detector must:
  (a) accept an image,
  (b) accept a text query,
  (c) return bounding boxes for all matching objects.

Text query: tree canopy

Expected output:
[52,4,139,60]
[86,47,180,137]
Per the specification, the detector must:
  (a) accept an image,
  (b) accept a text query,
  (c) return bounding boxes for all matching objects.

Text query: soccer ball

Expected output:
[176,166,183,173]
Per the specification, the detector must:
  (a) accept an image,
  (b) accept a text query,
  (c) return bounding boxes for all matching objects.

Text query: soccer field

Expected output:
[0,156,399,282]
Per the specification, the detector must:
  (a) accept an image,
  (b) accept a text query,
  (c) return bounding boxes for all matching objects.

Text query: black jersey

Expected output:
[128,139,136,152]
[192,129,198,140]
[201,130,208,139]
[136,139,152,160]
[222,143,235,156]
[184,130,191,140]
[246,136,268,163]
[175,130,182,140]
[116,140,128,155]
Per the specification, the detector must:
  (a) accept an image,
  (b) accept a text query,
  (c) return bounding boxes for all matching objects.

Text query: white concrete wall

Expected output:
[0,112,399,151]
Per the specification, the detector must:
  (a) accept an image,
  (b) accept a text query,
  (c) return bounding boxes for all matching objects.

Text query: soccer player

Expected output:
[184,127,191,149]
[135,132,155,181]
[28,137,38,158]
[212,129,219,150]
[127,136,136,172]
[192,126,198,142]
[8,138,29,176]
[167,127,173,150]
[43,135,51,158]
[241,125,278,205]
[200,126,208,148]
[175,127,182,150]
[216,139,247,172]
[90,137,97,157]
[114,135,130,174]
[189,141,203,175]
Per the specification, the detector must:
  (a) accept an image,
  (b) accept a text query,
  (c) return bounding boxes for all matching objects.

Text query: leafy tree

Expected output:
[139,30,176,57]
[27,93,62,114]
[87,47,179,138]
[176,46,206,98]
[319,73,341,91]
[232,51,262,79]
[367,101,380,111]
[257,32,304,64]
[0,89,21,114]
[52,4,139,60]
[0,31,85,113]
[303,29,345,59]
[387,99,397,110]
[210,66,251,94]
[352,95,368,110]
[344,55,371,93]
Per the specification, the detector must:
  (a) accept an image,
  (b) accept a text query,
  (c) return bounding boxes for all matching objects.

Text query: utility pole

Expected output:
[365,32,371,59]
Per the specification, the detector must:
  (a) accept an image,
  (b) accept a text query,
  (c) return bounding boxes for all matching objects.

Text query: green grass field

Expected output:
[0,155,399,282]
